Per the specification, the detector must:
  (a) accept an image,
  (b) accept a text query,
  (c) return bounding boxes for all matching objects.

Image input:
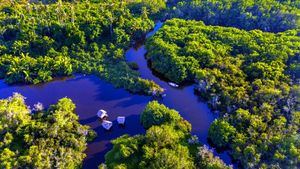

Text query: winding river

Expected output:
[0,22,233,168]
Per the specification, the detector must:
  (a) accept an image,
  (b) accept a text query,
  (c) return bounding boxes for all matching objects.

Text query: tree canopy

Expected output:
[0,0,163,94]
[0,93,96,168]
[167,0,300,32]
[102,101,231,169]
[0,0,299,168]
[146,19,300,168]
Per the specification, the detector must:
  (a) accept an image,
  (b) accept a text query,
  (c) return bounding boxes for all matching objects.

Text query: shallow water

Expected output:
[0,22,234,168]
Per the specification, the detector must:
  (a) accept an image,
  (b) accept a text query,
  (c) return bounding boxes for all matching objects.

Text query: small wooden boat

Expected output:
[102,120,113,130]
[97,109,108,119]
[117,116,126,125]
[168,82,179,88]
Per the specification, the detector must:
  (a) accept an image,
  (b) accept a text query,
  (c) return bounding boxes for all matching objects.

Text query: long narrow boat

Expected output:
[168,82,179,88]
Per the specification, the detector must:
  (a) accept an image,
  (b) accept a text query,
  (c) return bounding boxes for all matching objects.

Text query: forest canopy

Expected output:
[146,19,300,168]
[0,0,163,95]
[0,0,299,168]
[102,101,231,169]
[167,0,300,32]
[0,93,95,168]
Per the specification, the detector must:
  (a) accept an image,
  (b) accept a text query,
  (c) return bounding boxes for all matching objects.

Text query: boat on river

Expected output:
[168,82,179,88]
[102,120,113,130]
[97,109,108,119]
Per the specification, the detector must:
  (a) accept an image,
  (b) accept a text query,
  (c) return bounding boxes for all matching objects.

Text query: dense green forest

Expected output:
[146,19,300,168]
[0,0,164,95]
[0,93,96,168]
[167,0,300,32]
[101,101,231,169]
[0,0,299,168]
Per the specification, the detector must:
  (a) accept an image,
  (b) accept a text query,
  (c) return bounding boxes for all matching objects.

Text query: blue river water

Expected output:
[0,22,234,168]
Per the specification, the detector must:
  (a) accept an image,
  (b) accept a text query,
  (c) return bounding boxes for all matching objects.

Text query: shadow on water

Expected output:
[0,21,236,168]
[79,116,98,124]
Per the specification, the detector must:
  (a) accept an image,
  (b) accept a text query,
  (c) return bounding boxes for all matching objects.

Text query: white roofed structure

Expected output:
[102,120,112,130]
[97,109,108,119]
[117,116,125,125]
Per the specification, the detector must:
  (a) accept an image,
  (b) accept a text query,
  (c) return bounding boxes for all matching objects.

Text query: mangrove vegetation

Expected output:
[146,18,300,168]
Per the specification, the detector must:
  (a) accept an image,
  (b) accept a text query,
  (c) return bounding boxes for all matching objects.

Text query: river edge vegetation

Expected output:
[100,101,231,169]
[0,0,299,168]
[146,19,300,168]
[0,93,96,168]
[0,0,164,95]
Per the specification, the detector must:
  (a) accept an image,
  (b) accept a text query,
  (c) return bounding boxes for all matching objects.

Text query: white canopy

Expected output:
[102,120,113,130]
[97,109,108,119]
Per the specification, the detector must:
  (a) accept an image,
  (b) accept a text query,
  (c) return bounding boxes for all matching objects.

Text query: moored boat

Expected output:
[168,82,179,87]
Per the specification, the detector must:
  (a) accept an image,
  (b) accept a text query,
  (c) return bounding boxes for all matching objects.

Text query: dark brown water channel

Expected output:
[0,22,233,168]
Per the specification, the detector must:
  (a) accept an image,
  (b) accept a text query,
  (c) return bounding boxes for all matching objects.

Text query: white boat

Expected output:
[97,109,108,119]
[117,116,126,125]
[168,82,179,87]
[102,120,113,130]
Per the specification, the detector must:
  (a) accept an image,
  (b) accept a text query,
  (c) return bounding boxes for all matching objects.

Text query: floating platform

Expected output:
[102,120,113,130]
[117,116,125,125]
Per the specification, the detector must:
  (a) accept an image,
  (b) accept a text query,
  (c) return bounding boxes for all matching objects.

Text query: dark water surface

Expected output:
[0,75,151,168]
[0,22,233,168]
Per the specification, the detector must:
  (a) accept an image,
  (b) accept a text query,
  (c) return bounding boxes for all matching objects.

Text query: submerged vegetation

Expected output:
[0,0,163,94]
[146,19,300,168]
[0,93,96,168]
[102,101,231,169]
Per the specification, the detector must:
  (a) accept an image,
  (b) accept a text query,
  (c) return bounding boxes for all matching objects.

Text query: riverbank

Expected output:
[0,22,235,168]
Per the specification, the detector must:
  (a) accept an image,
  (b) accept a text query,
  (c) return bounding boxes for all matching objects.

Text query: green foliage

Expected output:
[208,119,236,147]
[0,0,163,94]
[104,101,230,169]
[146,19,300,168]
[196,145,231,169]
[0,93,95,169]
[168,0,300,32]
[105,135,144,169]
[140,100,182,129]
[128,0,167,17]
